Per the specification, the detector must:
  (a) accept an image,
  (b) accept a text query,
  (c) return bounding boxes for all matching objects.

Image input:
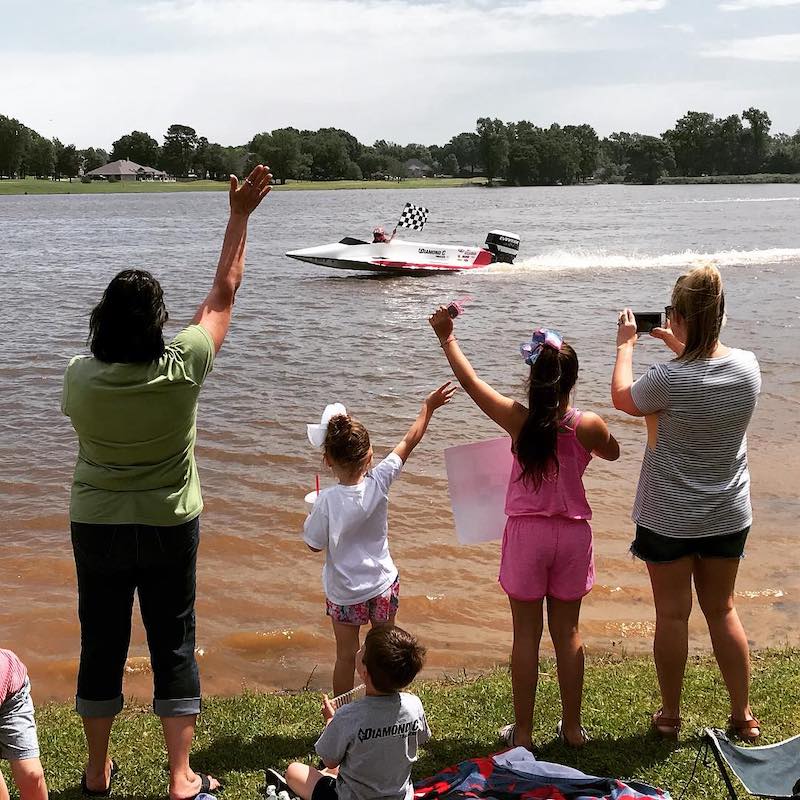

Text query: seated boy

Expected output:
[285,626,429,800]
[0,649,48,800]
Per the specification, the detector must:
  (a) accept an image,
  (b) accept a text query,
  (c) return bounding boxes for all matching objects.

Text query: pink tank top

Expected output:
[504,409,593,520]
[0,649,27,702]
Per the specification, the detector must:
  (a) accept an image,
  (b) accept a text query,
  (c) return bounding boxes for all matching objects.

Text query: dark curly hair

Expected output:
[515,342,579,489]
[324,414,371,469]
[88,269,169,363]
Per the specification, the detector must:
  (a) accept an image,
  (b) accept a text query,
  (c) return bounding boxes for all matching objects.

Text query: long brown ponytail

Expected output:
[515,342,579,489]
[672,264,726,362]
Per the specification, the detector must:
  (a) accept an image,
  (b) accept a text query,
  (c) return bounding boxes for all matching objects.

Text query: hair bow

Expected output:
[307,403,347,448]
[519,328,563,366]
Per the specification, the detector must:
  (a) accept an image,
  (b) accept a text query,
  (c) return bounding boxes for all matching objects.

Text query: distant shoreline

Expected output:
[1,173,799,196]
[0,176,486,196]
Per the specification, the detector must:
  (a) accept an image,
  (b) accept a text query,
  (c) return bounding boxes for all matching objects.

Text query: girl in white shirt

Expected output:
[304,383,455,695]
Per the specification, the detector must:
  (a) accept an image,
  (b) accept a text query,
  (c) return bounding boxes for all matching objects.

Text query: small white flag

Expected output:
[396,202,429,231]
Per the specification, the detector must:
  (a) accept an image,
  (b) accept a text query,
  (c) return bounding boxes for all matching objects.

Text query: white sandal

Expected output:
[498,723,517,747]
[556,719,589,748]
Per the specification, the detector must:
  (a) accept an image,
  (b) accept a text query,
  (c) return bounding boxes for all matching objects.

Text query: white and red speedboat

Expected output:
[285,230,520,275]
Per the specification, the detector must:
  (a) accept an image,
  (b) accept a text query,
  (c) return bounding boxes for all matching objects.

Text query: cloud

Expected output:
[661,22,695,32]
[719,0,800,10]
[702,32,800,61]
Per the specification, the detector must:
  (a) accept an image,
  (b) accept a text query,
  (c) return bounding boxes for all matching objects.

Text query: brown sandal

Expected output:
[728,715,761,743]
[651,709,681,739]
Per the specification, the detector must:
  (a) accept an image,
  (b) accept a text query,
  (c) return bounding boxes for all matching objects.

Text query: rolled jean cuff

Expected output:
[153,696,202,717]
[76,695,124,718]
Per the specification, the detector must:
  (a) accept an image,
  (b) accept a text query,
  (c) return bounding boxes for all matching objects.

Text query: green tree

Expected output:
[26,135,55,178]
[54,140,81,179]
[80,147,108,173]
[303,130,351,179]
[160,124,198,177]
[711,114,744,175]
[0,115,31,177]
[110,130,160,166]
[663,111,715,177]
[564,124,599,181]
[448,132,480,175]
[741,107,772,173]
[476,117,508,185]
[250,128,306,184]
[625,135,675,184]
[442,153,459,176]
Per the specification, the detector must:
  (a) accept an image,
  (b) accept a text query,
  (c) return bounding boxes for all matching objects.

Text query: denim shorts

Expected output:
[0,678,40,761]
[631,525,750,564]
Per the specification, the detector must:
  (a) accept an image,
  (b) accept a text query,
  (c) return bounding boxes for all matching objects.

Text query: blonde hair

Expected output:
[672,262,726,361]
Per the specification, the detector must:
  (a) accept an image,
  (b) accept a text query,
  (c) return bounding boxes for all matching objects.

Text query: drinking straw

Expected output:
[315,474,320,495]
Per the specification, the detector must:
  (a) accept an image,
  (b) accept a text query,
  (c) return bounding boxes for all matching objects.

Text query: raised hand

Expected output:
[322,693,336,723]
[229,164,273,217]
[616,308,638,348]
[650,318,685,355]
[425,381,457,412]
[428,306,454,342]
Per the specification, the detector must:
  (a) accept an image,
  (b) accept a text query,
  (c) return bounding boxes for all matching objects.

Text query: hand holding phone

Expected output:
[634,311,663,334]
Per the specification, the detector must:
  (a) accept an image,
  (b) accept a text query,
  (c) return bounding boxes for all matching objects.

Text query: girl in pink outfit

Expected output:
[429,309,619,749]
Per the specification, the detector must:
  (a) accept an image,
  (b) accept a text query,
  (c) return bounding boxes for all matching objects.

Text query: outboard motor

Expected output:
[485,230,520,264]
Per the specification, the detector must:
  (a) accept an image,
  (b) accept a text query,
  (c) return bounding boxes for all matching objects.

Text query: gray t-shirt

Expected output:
[630,348,761,538]
[315,693,431,800]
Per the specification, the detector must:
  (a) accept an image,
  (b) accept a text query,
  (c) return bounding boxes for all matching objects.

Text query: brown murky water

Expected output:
[1,185,798,702]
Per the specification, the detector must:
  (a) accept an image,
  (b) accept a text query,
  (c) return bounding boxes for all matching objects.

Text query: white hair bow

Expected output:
[307,403,347,448]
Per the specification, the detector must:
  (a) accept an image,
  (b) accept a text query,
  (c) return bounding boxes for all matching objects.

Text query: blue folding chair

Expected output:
[705,728,800,799]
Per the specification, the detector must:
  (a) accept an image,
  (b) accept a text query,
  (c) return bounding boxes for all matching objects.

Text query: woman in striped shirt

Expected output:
[611,264,762,742]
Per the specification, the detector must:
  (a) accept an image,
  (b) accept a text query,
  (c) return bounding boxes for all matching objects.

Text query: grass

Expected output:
[659,173,800,185]
[0,177,486,196]
[13,649,799,800]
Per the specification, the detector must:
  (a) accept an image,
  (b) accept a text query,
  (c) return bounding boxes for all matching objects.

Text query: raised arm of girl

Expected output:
[392,382,456,463]
[428,306,524,437]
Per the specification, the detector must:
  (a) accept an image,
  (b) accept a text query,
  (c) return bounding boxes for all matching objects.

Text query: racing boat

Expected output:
[285,229,521,275]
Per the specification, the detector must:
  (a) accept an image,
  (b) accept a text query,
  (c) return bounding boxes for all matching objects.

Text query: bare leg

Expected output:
[286,763,337,800]
[331,621,362,696]
[0,769,11,800]
[646,557,694,723]
[81,717,115,793]
[9,759,48,800]
[546,597,585,745]
[694,557,756,726]
[161,715,220,800]
[507,597,544,750]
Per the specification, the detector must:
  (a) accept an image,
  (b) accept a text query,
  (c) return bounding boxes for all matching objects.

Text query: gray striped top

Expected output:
[630,348,761,538]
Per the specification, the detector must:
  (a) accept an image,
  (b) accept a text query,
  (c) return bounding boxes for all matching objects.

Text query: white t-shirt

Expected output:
[315,692,431,800]
[304,453,403,606]
[630,348,761,538]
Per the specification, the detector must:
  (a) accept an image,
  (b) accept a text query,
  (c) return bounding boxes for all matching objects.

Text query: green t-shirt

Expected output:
[62,324,215,526]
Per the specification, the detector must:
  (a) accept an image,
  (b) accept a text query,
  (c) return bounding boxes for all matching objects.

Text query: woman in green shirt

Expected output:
[63,165,272,800]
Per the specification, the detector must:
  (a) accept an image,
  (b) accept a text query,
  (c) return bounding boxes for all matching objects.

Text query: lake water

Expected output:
[1,184,798,701]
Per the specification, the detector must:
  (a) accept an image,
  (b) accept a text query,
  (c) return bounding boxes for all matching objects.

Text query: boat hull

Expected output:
[285,239,495,274]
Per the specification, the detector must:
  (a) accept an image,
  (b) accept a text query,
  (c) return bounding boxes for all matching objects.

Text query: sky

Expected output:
[1,0,799,150]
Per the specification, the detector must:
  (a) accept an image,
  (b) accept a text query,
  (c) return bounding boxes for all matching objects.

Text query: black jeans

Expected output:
[71,517,201,717]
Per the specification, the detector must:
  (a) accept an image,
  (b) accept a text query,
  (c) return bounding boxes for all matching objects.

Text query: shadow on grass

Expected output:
[192,731,317,773]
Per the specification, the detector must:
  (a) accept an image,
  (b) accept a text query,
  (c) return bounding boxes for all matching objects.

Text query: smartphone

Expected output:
[635,311,663,334]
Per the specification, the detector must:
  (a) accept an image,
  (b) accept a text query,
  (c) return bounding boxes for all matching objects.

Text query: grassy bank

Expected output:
[659,173,800,185]
[25,650,799,800]
[0,177,486,196]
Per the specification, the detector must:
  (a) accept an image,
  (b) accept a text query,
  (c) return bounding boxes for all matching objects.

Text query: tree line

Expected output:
[1,108,799,185]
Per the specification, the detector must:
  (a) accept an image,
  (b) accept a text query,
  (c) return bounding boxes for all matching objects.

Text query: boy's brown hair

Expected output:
[363,625,426,693]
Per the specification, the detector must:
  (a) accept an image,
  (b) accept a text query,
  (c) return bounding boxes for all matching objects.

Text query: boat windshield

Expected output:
[339,237,368,246]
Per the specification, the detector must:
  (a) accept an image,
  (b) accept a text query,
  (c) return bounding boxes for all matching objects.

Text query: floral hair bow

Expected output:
[520,328,563,366]
[307,403,347,447]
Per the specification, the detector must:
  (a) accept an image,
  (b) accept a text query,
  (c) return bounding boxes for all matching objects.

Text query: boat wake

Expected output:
[483,247,800,274]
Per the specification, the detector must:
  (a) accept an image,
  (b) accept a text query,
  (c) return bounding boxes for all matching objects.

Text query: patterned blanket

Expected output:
[413,753,670,800]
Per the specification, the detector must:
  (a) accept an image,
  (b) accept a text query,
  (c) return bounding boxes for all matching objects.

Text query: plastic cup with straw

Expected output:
[305,475,320,513]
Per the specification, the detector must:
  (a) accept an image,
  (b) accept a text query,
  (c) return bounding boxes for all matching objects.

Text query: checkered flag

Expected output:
[396,202,429,231]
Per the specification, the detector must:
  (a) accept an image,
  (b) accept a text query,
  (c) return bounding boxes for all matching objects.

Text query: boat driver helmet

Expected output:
[373,226,387,242]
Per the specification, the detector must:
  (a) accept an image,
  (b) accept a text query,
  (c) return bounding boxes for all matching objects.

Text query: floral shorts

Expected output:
[326,576,400,626]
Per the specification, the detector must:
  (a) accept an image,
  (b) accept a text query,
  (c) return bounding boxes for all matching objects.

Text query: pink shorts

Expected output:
[326,576,400,626]
[499,516,594,602]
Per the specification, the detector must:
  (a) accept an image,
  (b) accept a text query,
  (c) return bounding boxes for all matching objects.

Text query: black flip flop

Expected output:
[264,768,290,795]
[80,760,118,797]
[182,772,222,800]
